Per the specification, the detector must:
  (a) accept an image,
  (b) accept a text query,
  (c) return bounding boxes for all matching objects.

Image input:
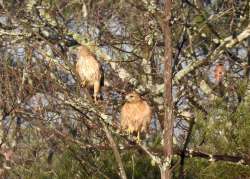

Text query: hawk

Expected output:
[120,91,152,141]
[214,63,224,82]
[76,46,102,102]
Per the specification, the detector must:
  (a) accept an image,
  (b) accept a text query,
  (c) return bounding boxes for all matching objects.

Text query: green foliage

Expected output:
[187,82,250,178]
[123,151,160,179]
[184,158,250,179]
[9,144,161,179]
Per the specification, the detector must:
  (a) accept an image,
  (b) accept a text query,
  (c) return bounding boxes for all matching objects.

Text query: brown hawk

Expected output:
[120,91,152,141]
[214,63,224,82]
[76,46,102,102]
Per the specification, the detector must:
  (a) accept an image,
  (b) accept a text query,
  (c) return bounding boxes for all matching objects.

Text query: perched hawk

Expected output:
[214,63,224,82]
[76,46,102,102]
[120,92,152,140]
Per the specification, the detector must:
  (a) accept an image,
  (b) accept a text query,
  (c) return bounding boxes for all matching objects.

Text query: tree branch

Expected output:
[102,123,128,179]
[174,24,250,83]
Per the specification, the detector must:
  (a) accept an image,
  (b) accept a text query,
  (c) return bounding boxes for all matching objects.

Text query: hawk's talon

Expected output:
[136,132,141,143]
[127,128,132,136]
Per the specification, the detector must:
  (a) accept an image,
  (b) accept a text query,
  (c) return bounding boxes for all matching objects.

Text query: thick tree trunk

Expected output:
[162,0,173,179]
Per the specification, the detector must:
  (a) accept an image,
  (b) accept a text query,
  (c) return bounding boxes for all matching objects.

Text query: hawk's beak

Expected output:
[70,46,80,55]
[125,95,129,101]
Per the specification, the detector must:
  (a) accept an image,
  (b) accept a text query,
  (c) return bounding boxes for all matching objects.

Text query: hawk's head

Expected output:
[125,92,141,103]
[77,45,92,58]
